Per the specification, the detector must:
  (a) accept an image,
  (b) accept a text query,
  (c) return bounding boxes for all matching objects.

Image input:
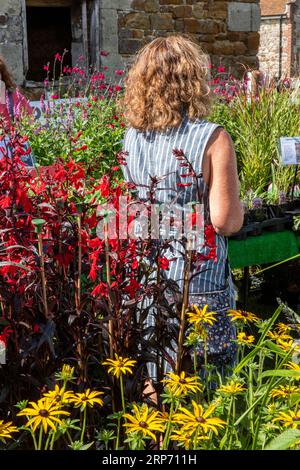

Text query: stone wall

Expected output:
[101,0,261,76]
[0,0,24,85]
[258,17,290,77]
[293,0,300,74]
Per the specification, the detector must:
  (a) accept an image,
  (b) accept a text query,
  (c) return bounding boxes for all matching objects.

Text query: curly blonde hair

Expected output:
[122,35,212,132]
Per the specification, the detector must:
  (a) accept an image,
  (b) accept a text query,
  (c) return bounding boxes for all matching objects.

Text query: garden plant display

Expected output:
[0,56,300,451]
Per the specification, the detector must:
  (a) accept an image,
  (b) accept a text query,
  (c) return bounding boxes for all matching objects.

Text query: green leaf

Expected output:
[32,218,46,226]
[261,369,300,379]
[265,429,300,450]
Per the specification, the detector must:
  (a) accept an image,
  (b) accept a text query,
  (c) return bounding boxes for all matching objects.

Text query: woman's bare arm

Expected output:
[204,128,244,236]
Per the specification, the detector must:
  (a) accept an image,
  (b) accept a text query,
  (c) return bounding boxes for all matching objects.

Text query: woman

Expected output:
[0,56,33,128]
[121,35,243,377]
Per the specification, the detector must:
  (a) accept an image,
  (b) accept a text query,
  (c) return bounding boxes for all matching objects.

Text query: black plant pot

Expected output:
[248,207,267,223]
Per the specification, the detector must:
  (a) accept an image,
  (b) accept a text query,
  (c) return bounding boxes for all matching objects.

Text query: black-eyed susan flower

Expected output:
[0,420,18,441]
[285,361,300,372]
[161,371,202,397]
[273,409,300,429]
[217,381,246,395]
[237,332,255,345]
[170,429,209,450]
[277,338,300,353]
[267,330,292,342]
[186,304,217,327]
[68,389,104,411]
[270,385,300,399]
[55,364,75,382]
[17,398,70,433]
[227,309,259,324]
[43,385,74,405]
[123,404,165,441]
[102,354,136,379]
[276,323,292,335]
[173,401,225,435]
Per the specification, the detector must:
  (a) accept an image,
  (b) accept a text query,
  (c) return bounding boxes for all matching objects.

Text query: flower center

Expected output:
[139,421,148,429]
[293,416,300,421]
[118,362,124,367]
[39,409,49,418]
[55,395,61,401]
[196,416,206,424]
[81,397,88,401]
[179,379,186,384]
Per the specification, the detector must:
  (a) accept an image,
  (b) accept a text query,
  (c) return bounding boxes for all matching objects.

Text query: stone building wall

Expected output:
[258,17,290,77]
[0,0,261,86]
[101,0,261,75]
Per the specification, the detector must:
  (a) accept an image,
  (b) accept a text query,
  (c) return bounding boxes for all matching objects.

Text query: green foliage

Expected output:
[210,88,300,200]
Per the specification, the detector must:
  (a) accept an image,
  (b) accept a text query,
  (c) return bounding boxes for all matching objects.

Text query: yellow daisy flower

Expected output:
[17,397,70,433]
[170,429,209,450]
[267,330,292,342]
[270,385,300,399]
[0,420,18,441]
[186,304,217,327]
[285,362,300,372]
[55,364,75,382]
[273,409,300,429]
[162,371,202,397]
[217,381,246,395]
[123,404,165,442]
[173,401,226,435]
[43,385,74,405]
[68,389,104,411]
[227,309,259,324]
[102,354,137,379]
[237,332,255,345]
[277,338,300,353]
[276,323,292,335]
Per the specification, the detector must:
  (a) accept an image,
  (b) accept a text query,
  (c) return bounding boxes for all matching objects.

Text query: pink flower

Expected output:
[217,66,226,73]
[115,69,124,76]
[54,53,62,62]
[115,85,122,92]
[100,50,109,57]
[43,65,49,71]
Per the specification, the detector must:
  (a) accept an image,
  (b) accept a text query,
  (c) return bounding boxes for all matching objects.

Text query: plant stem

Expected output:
[80,408,87,442]
[115,416,121,450]
[37,232,49,320]
[176,246,191,374]
[162,399,175,450]
[37,426,43,451]
[75,214,82,315]
[120,374,126,415]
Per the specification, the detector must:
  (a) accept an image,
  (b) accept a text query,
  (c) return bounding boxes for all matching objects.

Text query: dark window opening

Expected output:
[26,6,72,82]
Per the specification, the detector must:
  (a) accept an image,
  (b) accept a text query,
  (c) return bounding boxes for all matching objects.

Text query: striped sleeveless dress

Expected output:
[122,115,237,377]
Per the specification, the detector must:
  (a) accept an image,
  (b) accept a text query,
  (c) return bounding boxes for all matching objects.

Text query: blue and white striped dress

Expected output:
[122,115,237,376]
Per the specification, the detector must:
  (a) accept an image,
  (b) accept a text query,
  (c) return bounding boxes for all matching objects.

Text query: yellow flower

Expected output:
[227,309,259,324]
[267,330,292,342]
[43,385,74,405]
[170,429,209,450]
[270,385,300,399]
[162,371,202,397]
[102,354,137,379]
[173,401,226,435]
[0,420,18,441]
[277,338,300,353]
[17,398,70,433]
[68,389,104,411]
[273,409,300,429]
[267,403,279,415]
[285,362,300,372]
[276,323,292,335]
[55,364,75,382]
[237,332,255,345]
[217,381,246,395]
[186,304,217,327]
[123,404,165,442]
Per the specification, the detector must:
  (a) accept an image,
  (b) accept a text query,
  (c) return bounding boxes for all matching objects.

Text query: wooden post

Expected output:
[81,0,89,67]
[21,0,29,80]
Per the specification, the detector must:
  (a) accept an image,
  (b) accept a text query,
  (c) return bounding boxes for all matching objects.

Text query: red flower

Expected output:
[158,257,170,270]
[55,53,62,61]
[100,50,109,57]
[115,69,124,76]
[0,326,13,346]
